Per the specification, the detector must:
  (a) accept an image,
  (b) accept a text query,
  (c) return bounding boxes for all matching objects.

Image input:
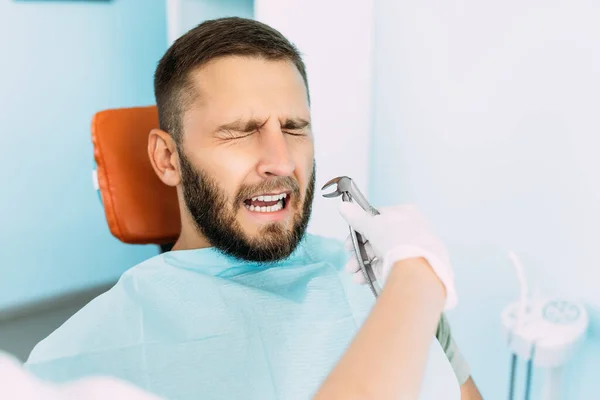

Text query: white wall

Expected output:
[371,1,600,398]
[255,0,376,240]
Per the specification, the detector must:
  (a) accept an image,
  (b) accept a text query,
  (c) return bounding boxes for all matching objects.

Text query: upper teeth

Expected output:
[251,193,287,202]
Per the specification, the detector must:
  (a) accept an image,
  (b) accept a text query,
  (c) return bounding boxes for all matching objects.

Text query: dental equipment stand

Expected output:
[502,252,589,400]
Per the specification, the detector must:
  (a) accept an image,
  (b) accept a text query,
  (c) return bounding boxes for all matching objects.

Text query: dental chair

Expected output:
[91,105,180,252]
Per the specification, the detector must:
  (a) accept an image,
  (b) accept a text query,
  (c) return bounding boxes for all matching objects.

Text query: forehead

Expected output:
[185,56,310,126]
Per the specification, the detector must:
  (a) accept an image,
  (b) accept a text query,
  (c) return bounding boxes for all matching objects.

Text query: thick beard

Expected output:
[179,151,315,263]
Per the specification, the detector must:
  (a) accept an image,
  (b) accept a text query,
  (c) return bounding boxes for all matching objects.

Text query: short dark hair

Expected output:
[154,17,309,143]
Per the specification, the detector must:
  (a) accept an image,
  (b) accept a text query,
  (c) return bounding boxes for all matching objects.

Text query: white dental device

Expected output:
[501,252,589,400]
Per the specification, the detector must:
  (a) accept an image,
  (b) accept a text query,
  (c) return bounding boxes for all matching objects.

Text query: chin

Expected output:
[242,220,289,240]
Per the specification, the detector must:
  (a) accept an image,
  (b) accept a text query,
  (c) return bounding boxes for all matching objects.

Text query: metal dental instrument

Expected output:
[321,176,381,297]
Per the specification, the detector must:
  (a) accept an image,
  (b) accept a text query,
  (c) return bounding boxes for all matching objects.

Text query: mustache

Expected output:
[234,176,301,204]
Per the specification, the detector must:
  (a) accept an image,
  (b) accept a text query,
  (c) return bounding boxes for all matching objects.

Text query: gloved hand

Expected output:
[338,202,458,310]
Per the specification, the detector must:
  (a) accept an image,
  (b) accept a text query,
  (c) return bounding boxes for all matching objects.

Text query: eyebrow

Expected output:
[216,118,311,133]
[217,119,266,133]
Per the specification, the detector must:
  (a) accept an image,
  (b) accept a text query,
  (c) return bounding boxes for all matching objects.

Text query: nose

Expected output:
[256,126,295,178]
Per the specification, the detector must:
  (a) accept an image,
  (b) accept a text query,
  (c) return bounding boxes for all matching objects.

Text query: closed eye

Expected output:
[219,129,257,140]
[216,117,311,139]
[282,118,310,137]
[284,130,308,137]
[282,118,310,131]
[216,118,266,140]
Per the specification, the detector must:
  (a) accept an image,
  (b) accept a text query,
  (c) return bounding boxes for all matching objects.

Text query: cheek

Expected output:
[202,148,255,196]
[290,139,314,184]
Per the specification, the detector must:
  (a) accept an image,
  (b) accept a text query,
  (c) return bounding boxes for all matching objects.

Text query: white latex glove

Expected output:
[339,202,458,310]
[0,351,162,400]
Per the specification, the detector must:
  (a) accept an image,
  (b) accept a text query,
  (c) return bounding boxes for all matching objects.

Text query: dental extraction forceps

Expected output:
[321,176,381,298]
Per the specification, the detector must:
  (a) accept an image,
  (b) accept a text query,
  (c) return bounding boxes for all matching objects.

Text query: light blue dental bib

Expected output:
[26,235,459,399]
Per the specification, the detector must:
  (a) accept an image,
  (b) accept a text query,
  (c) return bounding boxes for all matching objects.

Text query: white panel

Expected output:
[166,0,254,45]
[371,1,600,396]
[166,0,182,46]
[255,0,376,240]
[179,0,254,37]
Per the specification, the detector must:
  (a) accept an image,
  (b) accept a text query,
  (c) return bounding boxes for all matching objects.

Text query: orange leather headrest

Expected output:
[92,106,180,245]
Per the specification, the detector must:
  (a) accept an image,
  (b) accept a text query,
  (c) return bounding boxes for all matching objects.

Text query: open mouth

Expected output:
[243,192,289,213]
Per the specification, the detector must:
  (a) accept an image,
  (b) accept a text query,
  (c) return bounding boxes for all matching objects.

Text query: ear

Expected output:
[148,129,181,187]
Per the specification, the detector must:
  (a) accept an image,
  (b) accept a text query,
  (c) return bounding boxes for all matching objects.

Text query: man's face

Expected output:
[178,56,315,262]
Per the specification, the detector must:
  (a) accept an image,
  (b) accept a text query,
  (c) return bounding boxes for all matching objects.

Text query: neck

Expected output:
[172,217,212,252]
[171,235,211,252]
[171,191,212,251]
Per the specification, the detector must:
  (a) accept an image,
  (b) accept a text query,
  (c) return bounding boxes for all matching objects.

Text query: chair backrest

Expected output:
[91,106,180,245]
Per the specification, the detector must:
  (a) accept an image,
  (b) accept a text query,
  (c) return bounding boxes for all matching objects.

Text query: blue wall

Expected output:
[0,0,256,311]
[0,0,255,311]
[369,1,600,399]
[0,0,167,309]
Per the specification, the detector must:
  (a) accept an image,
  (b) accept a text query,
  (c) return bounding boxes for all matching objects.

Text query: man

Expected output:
[26,17,481,399]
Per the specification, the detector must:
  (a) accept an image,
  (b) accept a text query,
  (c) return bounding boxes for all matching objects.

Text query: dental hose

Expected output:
[524,345,536,400]
[507,336,536,400]
[509,353,517,400]
[506,252,538,400]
